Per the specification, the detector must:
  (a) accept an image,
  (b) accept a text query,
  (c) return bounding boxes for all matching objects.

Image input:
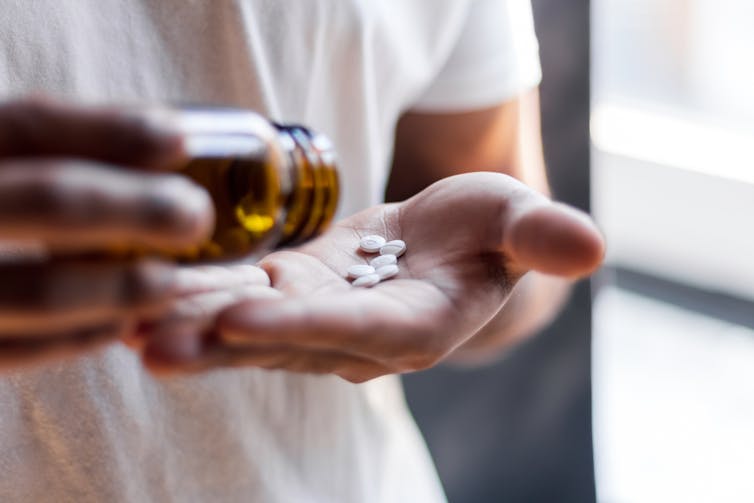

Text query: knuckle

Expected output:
[119,260,176,306]
[99,110,180,166]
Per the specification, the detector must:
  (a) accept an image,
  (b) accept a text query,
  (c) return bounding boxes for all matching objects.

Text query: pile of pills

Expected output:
[347,235,406,288]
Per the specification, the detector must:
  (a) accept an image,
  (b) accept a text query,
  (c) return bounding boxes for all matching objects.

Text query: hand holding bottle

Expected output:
[0,99,215,369]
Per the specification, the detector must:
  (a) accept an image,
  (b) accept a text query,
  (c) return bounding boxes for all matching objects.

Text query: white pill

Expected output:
[352,273,381,287]
[369,254,397,268]
[379,240,406,257]
[347,264,376,279]
[376,264,399,280]
[359,235,386,253]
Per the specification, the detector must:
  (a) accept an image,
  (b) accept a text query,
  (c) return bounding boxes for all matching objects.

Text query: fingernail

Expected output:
[138,109,184,143]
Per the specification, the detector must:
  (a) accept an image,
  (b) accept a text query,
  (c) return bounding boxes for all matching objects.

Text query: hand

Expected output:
[0,99,213,370]
[123,263,279,362]
[142,172,603,382]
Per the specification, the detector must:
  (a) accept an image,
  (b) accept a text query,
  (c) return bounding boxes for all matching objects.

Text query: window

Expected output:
[591,0,754,501]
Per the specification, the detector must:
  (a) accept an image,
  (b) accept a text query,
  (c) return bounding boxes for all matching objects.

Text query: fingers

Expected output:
[144,318,395,383]
[0,98,232,371]
[0,259,176,334]
[144,265,277,334]
[0,321,125,371]
[0,98,185,169]
[165,285,283,323]
[172,264,271,296]
[140,284,284,372]
[215,281,456,370]
[139,273,428,379]
[134,265,274,353]
[137,264,280,354]
[0,160,213,250]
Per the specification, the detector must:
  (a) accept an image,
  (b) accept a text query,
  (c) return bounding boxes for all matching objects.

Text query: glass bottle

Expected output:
[165,108,339,262]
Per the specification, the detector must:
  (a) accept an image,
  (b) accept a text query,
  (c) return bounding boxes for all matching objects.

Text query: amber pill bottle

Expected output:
[163,108,339,262]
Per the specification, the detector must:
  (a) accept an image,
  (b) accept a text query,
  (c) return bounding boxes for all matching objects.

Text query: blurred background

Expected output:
[592,0,754,501]
[406,0,754,501]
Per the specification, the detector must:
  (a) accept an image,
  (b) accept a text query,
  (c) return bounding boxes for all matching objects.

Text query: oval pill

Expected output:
[376,264,399,280]
[379,240,406,257]
[369,254,397,268]
[347,264,376,279]
[359,235,386,253]
[352,273,381,287]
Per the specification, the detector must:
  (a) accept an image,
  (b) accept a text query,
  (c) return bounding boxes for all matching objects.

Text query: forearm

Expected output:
[449,272,571,364]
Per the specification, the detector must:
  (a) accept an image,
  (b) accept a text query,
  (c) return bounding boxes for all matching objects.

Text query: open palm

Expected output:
[143,172,603,381]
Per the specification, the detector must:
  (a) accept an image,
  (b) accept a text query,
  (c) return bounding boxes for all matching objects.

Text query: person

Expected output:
[0,0,604,501]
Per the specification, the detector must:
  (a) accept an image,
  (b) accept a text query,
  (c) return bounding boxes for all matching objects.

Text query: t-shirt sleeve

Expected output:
[411,0,542,112]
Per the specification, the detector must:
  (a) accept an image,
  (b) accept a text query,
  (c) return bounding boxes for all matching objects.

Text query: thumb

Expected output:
[503,198,605,279]
[404,172,605,278]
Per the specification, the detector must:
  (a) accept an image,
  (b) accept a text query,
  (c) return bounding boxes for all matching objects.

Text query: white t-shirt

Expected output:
[0,1,541,501]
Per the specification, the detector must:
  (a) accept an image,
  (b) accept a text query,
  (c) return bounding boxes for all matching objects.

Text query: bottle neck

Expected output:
[275,125,340,245]
[169,108,339,249]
